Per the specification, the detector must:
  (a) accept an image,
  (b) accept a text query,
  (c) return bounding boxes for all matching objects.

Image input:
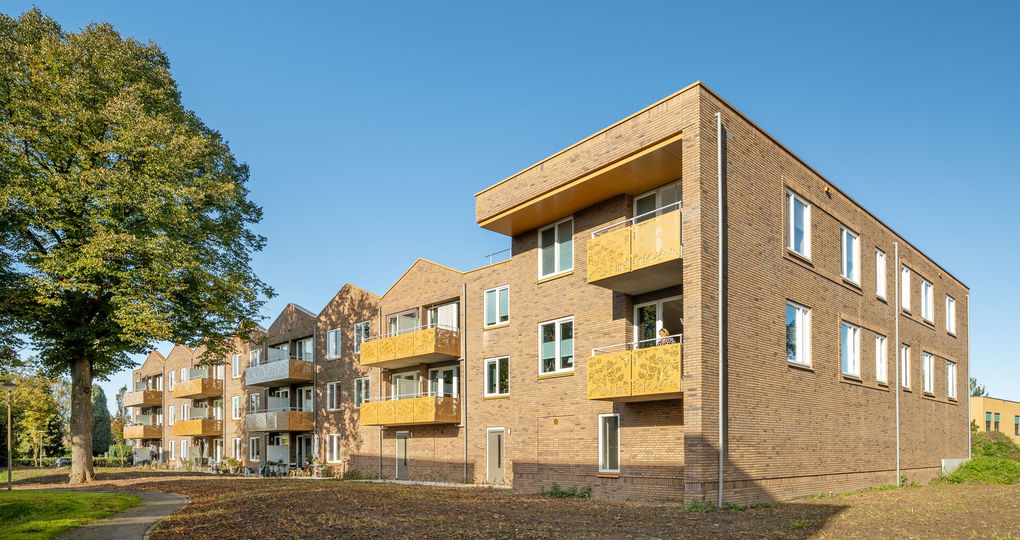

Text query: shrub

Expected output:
[971,431,1020,461]
[542,483,591,499]
[944,456,1020,485]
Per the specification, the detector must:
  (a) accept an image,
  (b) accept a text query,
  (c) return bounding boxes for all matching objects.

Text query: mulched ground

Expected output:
[13,470,1020,538]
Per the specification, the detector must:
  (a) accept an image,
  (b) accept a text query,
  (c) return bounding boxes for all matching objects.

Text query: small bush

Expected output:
[542,483,591,499]
[944,456,1020,485]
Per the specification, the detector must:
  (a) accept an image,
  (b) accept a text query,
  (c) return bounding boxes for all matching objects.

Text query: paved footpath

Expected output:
[55,490,189,540]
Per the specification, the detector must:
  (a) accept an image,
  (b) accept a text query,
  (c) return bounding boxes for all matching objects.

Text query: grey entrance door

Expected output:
[486,428,504,483]
[396,432,410,480]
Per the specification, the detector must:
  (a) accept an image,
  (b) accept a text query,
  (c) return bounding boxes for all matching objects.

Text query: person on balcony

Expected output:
[657,328,677,346]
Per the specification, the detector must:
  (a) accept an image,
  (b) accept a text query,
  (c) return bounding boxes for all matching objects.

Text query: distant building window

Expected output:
[840,322,860,377]
[986,412,992,432]
[232,438,241,459]
[786,190,811,258]
[946,295,956,334]
[231,396,241,420]
[901,266,911,311]
[840,226,860,283]
[326,434,342,463]
[1015,416,1019,436]
[921,352,934,393]
[538,217,573,278]
[485,357,510,397]
[325,381,342,411]
[946,361,957,400]
[786,301,811,366]
[353,321,370,353]
[326,328,342,359]
[250,437,261,461]
[995,413,1000,432]
[900,344,911,389]
[232,354,241,378]
[921,278,934,322]
[168,372,174,391]
[875,334,888,384]
[599,413,620,474]
[354,377,370,409]
[250,349,260,366]
[539,317,573,375]
[484,285,510,327]
[875,249,887,299]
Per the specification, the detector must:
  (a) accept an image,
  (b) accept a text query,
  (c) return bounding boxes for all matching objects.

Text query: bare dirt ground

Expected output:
[13,469,1020,538]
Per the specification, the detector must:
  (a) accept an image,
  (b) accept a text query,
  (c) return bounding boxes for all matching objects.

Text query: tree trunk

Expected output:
[69,356,94,483]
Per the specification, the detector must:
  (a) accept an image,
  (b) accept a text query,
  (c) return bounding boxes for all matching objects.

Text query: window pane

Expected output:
[559,321,573,369]
[498,287,509,323]
[841,324,850,373]
[601,416,619,471]
[637,305,657,348]
[484,290,497,326]
[793,198,806,253]
[486,361,497,394]
[499,357,509,394]
[635,194,657,222]
[557,220,573,272]
[540,228,555,276]
[786,304,797,363]
[540,323,556,372]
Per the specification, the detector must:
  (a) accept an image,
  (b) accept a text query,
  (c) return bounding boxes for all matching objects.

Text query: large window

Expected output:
[296,337,313,362]
[539,317,574,374]
[901,266,911,311]
[634,181,681,221]
[232,354,241,378]
[946,361,957,399]
[485,357,510,397]
[250,393,261,413]
[634,297,683,348]
[876,249,887,299]
[326,381,342,411]
[250,349,261,367]
[326,328,342,359]
[875,334,888,384]
[841,226,860,283]
[599,414,620,473]
[250,437,261,461]
[785,190,811,257]
[785,301,811,366]
[354,321,370,353]
[921,278,934,322]
[946,295,956,334]
[326,434,342,463]
[429,366,459,398]
[231,396,241,420]
[392,372,419,399]
[900,343,911,389]
[922,352,934,393]
[354,378,370,409]
[484,285,510,327]
[538,217,573,278]
[840,322,860,377]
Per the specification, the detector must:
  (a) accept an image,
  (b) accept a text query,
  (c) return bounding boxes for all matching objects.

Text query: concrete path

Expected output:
[55,490,189,540]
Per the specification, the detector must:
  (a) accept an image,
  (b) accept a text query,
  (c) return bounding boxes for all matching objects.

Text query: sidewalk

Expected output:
[55,490,189,540]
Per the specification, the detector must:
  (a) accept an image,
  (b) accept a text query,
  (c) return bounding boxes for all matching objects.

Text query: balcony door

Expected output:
[429,366,459,398]
[388,309,419,335]
[427,301,460,331]
[393,372,419,399]
[296,386,314,412]
[396,431,410,480]
[634,180,681,222]
[213,399,223,420]
[634,296,684,348]
[295,338,313,362]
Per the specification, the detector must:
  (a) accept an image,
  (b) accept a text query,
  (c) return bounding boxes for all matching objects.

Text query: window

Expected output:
[181,403,188,420]
[921,278,934,322]
[232,354,241,378]
[296,337,313,362]
[922,352,934,393]
[354,321,370,353]
[326,381,342,411]
[1014,415,1019,436]
[539,317,574,374]
[354,378,370,409]
[946,295,956,334]
[232,438,241,459]
[946,361,957,399]
[326,434,342,463]
[900,344,911,389]
[986,412,991,431]
[250,437,261,460]
[215,364,225,380]
[995,413,1000,431]
[634,297,684,348]
[168,406,175,425]
[326,328,342,359]
[538,217,573,278]
[840,322,860,377]
[250,393,261,413]
[785,301,811,366]
[485,357,510,396]
[429,366,459,398]
[168,372,174,391]
[181,440,189,462]
[180,368,187,382]
[484,285,510,327]
[169,440,175,460]
[901,266,911,311]
[875,249,886,299]
[840,226,860,283]
[392,372,419,399]
[785,190,811,257]
[250,349,260,367]
[875,334,888,383]
[231,396,241,420]
[599,414,620,473]
[634,181,681,222]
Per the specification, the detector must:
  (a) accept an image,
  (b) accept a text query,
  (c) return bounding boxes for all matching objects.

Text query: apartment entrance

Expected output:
[396,431,410,480]
[486,428,505,484]
[296,435,313,467]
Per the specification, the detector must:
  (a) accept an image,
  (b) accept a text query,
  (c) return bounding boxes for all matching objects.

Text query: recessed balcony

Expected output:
[359,395,461,426]
[587,339,683,402]
[246,409,314,432]
[245,356,314,387]
[359,325,461,370]
[125,385,162,408]
[172,368,223,399]
[587,204,682,295]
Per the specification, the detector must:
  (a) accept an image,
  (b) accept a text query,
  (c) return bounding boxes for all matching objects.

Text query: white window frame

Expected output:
[901,266,911,311]
[168,406,175,425]
[232,354,241,378]
[326,381,342,411]
[537,217,574,279]
[180,440,189,462]
[428,366,460,398]
[231,396,241,420]
[232,438,241,459]
[900,343,911,389]
[598,413,620,474]
[921,278,934,322]
[538,316,574,375]
[326,328,342,359]
[947,359,958,399]
[326,434,342,463]
[946,295,956,335]
[250,349,260,367]
[786,301,811,367]
[840,321,861,377]
[168,371,174,391]
[785,189,811,258]
[180,403,188,420]
[180,367,187,382]
[484,356,510,397]
[169,440,175,460]
[250,437,261,461]
[840,226,860,283]
[354,377,370,409]
[483,285,510,328]
[353,321,370,353]
[875,248,886,299]
[875,334,888,384]
[922,352,934,394]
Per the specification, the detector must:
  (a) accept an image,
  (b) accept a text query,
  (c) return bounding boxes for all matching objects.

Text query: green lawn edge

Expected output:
[0,490,141,540]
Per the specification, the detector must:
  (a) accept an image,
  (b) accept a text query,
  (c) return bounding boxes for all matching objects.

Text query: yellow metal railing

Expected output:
[588,342,682,401]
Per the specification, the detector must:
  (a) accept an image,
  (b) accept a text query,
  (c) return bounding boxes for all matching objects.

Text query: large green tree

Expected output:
[90,387,111,456]
[0,9,271,482]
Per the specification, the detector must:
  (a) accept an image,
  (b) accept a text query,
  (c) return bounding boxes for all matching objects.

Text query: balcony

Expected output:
[125,386,162,408]
[246,408,314,432]
[587,339,683,402]
[172,368,223,399]
[124,415,162,440]
[587,203,682,295]
[172,418,223,437]
[245,356,313,387]
[359,395,461,426]
[359,325,460,370]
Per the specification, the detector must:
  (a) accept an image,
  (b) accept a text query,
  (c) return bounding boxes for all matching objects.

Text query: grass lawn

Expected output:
[0,490,140,539]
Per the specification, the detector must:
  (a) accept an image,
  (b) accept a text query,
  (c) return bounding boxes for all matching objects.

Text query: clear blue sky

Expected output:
[9,1,1018,412]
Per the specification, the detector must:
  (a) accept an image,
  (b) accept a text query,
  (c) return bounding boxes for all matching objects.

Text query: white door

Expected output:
[486,428,505,484]
[396,432,410,480]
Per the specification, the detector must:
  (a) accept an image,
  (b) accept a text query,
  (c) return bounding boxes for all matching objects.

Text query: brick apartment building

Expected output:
[125,82,969,504]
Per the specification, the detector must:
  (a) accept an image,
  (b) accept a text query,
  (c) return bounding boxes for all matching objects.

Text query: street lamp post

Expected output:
[3,382,15,491]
